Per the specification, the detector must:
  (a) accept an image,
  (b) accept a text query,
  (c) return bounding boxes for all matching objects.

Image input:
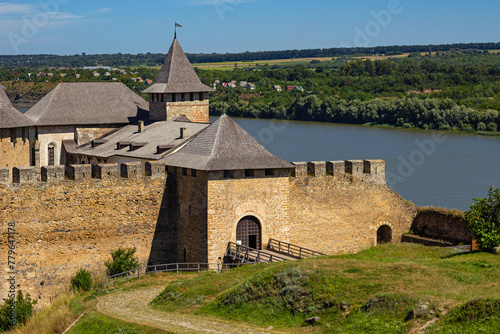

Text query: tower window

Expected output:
[10,128,16,142]
[199,92,204,101]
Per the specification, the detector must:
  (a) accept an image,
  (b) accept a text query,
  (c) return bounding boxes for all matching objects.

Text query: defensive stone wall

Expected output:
[0,158,417,306]
[0,161,167,304]
[206,169,291,264]
[410,208,470,244]
[0,128,33,168]
[288,160,416,254]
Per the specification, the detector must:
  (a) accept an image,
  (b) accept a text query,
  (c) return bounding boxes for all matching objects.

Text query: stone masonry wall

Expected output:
[0,173,166,304]
[288,174,416,254]
[75,126,119,146]
[176,168,209,263]
[0,128,32,168]
[166,101,209,123]
[207,170,291,264]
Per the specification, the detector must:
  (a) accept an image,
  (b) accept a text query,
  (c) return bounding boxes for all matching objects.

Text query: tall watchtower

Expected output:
[144,37,214,123]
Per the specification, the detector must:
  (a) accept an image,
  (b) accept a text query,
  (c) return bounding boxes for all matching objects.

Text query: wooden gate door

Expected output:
[236,216,261,250]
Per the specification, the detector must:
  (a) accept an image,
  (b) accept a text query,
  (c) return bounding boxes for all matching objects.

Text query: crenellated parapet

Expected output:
[291,160,386,184]
[0,161,167,185]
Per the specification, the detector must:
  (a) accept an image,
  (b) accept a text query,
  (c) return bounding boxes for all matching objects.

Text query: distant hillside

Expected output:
[1,42,499,68]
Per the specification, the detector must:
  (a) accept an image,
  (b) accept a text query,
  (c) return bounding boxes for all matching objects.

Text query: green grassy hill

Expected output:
[150,243,500,333]
[7,243,499,333]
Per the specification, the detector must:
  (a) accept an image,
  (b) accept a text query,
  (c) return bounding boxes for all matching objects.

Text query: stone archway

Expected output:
[236,216,262,250]
[377,225,393,244]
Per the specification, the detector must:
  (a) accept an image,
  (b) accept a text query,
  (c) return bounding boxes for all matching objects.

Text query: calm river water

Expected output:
[219,117,500,211]
[17,105,498,211]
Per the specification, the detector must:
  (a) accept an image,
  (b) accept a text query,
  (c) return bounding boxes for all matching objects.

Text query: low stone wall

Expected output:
[411,209,470,244]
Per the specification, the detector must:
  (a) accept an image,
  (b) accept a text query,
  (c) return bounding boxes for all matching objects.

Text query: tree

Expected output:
[0,291,37,331]
[465,186,500,251]
[104,247,139,276]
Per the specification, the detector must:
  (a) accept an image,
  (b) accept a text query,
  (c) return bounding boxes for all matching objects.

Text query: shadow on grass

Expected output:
[442,250,496,259]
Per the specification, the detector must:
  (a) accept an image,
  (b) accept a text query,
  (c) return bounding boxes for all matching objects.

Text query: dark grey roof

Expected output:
[162,115,294,171]
[68,116,209,160]
[143,38,215,94]
[0,85,33,128]
[24,82,149,126]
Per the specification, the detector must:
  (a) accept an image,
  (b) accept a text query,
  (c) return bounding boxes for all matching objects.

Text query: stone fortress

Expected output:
[0,36,416,302]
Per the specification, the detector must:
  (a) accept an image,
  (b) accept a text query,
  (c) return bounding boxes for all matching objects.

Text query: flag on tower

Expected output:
[175,22,182,28]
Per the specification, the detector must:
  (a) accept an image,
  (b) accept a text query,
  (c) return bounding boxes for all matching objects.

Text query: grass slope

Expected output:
[67,312,173,334]
[151,243,500,333]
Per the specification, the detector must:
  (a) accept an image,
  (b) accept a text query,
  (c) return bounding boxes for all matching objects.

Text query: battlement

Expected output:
[0,161,167,185]
[291,160,386,184]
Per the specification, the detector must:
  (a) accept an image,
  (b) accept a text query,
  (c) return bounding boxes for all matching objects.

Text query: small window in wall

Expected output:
[191,169,197,178]
[190,92,194,101]
[245,169,255,178]
[181,93,185,101]
[224,170,234,179]
[265,169,274,177]
[10,128,16,143]
[160,94,164,103]
[199,92,204,101]
[182,168,188,176]
[22,128,26,141]
[48,144,55,166]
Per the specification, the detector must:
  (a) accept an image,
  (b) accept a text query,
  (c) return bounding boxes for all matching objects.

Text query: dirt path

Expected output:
[97,286,269,334]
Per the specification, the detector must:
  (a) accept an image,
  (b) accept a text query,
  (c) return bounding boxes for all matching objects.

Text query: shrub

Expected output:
[465,186,500,251]
[71,268,94,292]
[104,247,139,276]
[444,298,500,323]
[487,122,498,132]
[0,290,38,331]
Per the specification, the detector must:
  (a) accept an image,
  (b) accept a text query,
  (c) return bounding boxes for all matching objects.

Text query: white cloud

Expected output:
[47,12,84,20]
[97,8,112,13]
[0,2,35,15]
[188,0,257,5]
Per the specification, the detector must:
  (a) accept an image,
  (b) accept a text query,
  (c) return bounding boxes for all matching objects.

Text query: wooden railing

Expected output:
[267,238,326,259]
[100,262,246,291]
[225,242,289,264]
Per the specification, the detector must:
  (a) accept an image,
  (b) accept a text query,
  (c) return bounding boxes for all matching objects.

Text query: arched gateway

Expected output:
[377,225,392,244]
[236,216,262,250]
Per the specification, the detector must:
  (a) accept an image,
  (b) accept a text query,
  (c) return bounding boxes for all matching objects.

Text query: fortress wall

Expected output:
[288,161,417,255]
[166,101,209,123]
[207,170,291,264]
[75,126,119,146]
[0,164,166,304]
[175,168,209,263]
[0,127,33,168]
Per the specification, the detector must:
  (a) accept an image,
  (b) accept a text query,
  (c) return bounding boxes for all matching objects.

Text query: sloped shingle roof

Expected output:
[0,85,34,129]
[143,38,215,94]
[68,116,209,160]
[162,115,294,171]
[24,82,149,126]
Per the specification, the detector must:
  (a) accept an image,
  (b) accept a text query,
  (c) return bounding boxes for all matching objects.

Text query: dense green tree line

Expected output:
[1,42,499,68]
[210,96,499,132]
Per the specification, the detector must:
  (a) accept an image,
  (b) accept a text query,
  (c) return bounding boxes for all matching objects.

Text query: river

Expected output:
[220,117,500,212]
[16,105,499,211]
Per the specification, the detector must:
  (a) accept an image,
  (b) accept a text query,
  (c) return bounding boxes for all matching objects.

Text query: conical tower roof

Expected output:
[144,38,214,94]
[162,115,294,171]
[0,85,33,129]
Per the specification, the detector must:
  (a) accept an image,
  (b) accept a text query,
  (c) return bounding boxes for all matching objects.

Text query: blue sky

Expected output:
[1,0,499,55]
